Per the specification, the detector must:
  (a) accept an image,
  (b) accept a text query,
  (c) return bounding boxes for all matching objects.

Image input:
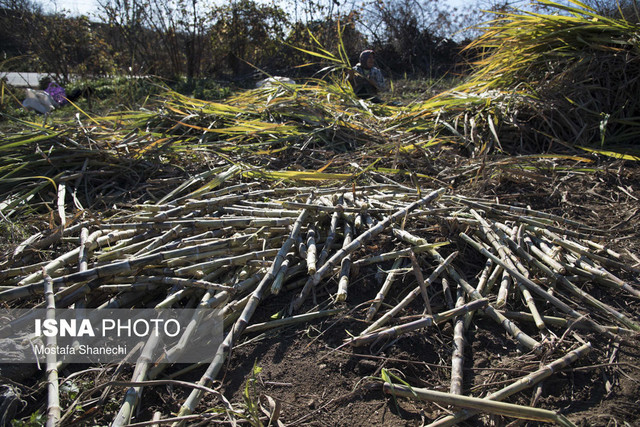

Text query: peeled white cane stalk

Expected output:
[442,276,454,310]
[77,228,90,273]
[496,268,512,310]
[57,182,66,229]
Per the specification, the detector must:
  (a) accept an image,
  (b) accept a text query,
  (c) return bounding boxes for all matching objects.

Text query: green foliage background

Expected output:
[0,0,470,82]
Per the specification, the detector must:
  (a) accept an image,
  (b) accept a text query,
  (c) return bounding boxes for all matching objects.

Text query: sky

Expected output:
[45,0,97,16]
[46,0,470,19]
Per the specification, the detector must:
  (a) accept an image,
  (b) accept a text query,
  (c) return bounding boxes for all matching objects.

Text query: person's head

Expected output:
[359,50,375,69]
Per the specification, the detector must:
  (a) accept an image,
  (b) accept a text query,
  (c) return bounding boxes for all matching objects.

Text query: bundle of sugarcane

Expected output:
[0,77,406,224]
[1,162,638,425]
[394,0,640,157]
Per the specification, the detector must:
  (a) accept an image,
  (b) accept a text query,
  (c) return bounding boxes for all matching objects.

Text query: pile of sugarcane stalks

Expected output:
[1,166,638,426]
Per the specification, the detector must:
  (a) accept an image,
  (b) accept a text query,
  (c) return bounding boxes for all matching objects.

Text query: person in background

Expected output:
[348,50,386,103]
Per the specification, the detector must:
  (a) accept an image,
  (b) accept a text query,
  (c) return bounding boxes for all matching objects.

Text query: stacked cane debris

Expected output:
[1,167,638,426]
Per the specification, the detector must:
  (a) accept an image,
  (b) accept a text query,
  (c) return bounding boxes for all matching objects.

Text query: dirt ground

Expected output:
[6,154,640,427]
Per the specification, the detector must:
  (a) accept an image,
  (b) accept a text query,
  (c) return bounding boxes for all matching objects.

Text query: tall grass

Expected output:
[0,77,399,219]
[396,0,640,157]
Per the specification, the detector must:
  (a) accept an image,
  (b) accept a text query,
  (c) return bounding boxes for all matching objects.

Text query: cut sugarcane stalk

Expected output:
[291,188,446,312]
[111,312,169,426]
[43,271,60,427]
[409,251,432,315]
[460,232,611,336]
[495,228,640,332]
[392,229,540,351]
[317,197,342,267]
[360,251,457,335]
[306,224,318,274]
[531,226,640,274]
[270,256,292,296]
[350,298,488,347]
[243,309,344,334]
[335,221,353,302]
[365,258,404,321]
[383,383,576,427]
[470,210,544,330]
[428,342,591,426]
[449,195,600,232]
[450,285,465,395]
[495,311,636,335]
[352,243,448,266]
